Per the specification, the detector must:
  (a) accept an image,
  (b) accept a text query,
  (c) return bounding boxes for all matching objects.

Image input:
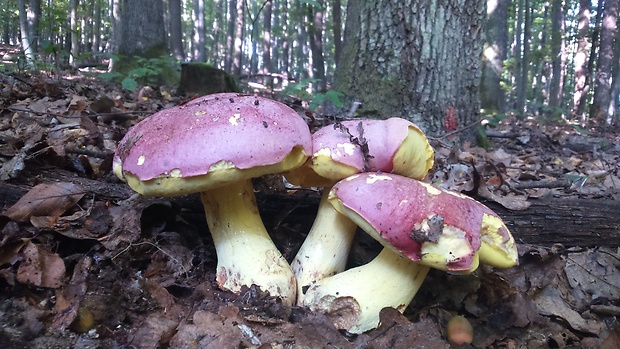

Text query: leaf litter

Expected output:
[0,71,619,348]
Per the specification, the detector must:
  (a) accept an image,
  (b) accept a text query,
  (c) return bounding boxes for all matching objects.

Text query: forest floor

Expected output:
[0,67,619,349]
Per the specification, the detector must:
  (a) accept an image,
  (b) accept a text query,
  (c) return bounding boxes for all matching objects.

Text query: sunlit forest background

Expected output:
[2,0,619,128]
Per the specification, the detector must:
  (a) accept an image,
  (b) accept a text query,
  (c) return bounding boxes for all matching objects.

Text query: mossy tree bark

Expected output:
[117,0,167,58]
[334,0,485,139]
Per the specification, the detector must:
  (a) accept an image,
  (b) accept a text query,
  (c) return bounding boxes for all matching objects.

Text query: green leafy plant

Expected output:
[484,113,509,127]
[98,55,180,91]
[281,78,344,111]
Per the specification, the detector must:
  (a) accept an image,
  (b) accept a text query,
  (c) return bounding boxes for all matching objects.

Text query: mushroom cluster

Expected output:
[114,94,518,334]
[279,118,517,334]
[285,118,434,304]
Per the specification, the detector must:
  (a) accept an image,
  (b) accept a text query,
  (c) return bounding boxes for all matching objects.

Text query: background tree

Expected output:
[169,0,184,61]
[333,0,486,138]
[69,0,79,67]
[573,0,591,120]
[3,0,619,127]
[590,0,618,123]
[308,0,325,92]
[192,0,206,62]
[17,0,35,67]
[481,0,508,113]
[548,0,566,114]
[28,0,41,53]
[117,0,166,58]
[262,0,272,75]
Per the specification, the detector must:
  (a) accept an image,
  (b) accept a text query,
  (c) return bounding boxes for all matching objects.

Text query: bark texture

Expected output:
[334,0,486,138]
[118,0,166,57]
[573,0,591,119]
[481,0,508,113]
[591,0,619,122]
[549,0,566,111]
[169,0,184,61]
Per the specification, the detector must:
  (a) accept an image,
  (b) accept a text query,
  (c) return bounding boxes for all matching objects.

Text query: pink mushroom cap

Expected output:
[329,173,513,272]
[285,118,434,186]
[113,93,312,196]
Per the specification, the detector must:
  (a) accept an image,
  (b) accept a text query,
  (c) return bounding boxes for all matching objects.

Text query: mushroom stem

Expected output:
[302,247,430,334]
[292,190,358,305]
[200,179,296,306]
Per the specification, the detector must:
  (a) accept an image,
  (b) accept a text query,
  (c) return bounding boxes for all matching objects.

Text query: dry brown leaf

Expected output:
[478,184,531,211]
[488,148,513,167]
[130,314,179,349]
[3,182,85,222]
[16,241,66,288]
[0,239,28,266]
[53,257,92,330]
[534,285,604,335]
[170,309,246,348]
[601,326,620,349]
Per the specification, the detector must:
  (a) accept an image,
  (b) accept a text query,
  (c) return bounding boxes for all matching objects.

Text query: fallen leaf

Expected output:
[534,285,604,335]
[564,248,620,301]
[478,184,531,211]
[17,241,66,288]
[3,182,85,222]
[131,314,179,349]
[601,326,620,349]
[53,256,92,330]
[0,238,28,266]
[170,309,246,349]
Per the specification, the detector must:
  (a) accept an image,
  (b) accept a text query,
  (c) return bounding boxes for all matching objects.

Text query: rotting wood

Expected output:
[482,199,620,247]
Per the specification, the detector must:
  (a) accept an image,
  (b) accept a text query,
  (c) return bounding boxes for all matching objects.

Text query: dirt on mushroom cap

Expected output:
[327,172,509,272]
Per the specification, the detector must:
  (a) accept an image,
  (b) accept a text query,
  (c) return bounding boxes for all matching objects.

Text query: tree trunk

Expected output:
[610,28,620,123]
[573,0,591,120]
[27,0,41,53]
[212,0,224,67]
[232,0,244,78]
[549,0,566,114]
[280,0,290,77]
[334,0,485,139]
[262,0,272,74]
[117,0,167,58]
[169,0,184,61]
[69,0,79,67]
[109,0,122,70]
[93,0,101,52]
[17,0,35,67]
[514,0,524,117]
[295,2,308,81]
[308,0,325,92]
[481,0,508,114]
[591,0,618,123]
[250,1,259,75]
[531,3,549,115]
[518,2,531,114]
[332,0,343,68]
[577,4,604,119]
[192,0,206,62]
[225,0,236,73]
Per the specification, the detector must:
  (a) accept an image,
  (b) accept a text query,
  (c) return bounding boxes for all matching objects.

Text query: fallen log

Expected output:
[2,168,618,248]
[482,198,620,247]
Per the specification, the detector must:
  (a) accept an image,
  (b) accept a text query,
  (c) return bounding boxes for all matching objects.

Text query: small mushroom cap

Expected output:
[285,118,434,187]
[329,173,518,272]
[113,93,312,196]
[447,315,474,345]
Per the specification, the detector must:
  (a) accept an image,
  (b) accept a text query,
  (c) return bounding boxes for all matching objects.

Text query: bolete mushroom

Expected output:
[285,118,434,304]
[113,93,312,305]
[303,172,518,333]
